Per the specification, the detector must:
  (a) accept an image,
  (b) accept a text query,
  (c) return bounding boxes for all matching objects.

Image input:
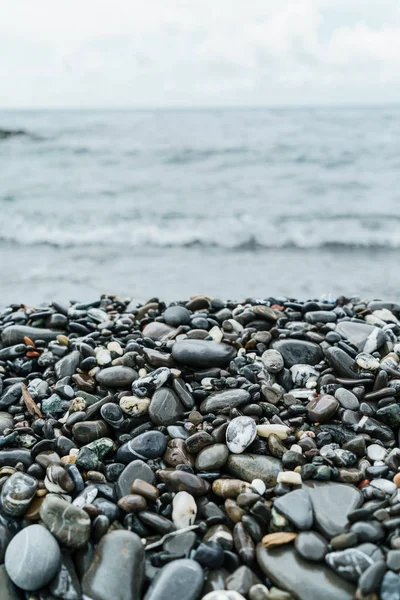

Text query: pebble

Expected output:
[256,543,355,600]
[172,491,197,529]
[274,489,313,530]
[143,559,204,600]
[148,387,185,426]
[40,494,91,548]
[307,394,339,422]
[172,340,236,368]
[0,471,38,516]
[195,443,229,471]
[5,524,61,591]
[3,294,400,598]
[381,571,400,600]
[272,340,323,367]
[261,349,284,373]
[303,481,362,538]
[164,305,191,326]
[226,453,282,486]
[294,531,328,562]
[95,366,138,388]
[226,416,257,454]
[82,530,145,600]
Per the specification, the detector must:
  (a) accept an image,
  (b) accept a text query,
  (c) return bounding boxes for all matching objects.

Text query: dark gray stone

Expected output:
[82,530,145,600]
[164,306,191,327]
[96,366,138,388]
[303,481,362,538]
[226,454,281,486]
[116,431,167,463]
[116,459,156,498]
[272,340,323,368]
[149,387,185,426]
[40,495,91,548]
[55,350,80,378]
[200,389,250,413]
[144,558,204,600]
[274,489,313,530]
[256,543,355,600]
[172,340,236,368]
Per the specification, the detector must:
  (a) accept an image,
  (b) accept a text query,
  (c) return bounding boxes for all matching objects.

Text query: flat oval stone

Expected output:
[72,420,110,444]
[295,531,328,562]
[0,472,38,516]
[40,495,91,548]
[149,387,185,426]
[0,449,33,469]
[325,347,357,378]
[82,530,144,600]
[144,558,204,600]
[256,543,355,600]
[272,340,323,368]
[1,325,63,347]
[307,394,339,422]
[226,416,257,454]
[200,389,250,414]
[116,431,167,463]
[142,322,176,340]
[335,388,360,410]
[195,444,229,471]
[96,366,138,388]
[164,306,191,326]
[274,489,313,530]
[172,340,236,368]
[116,459,156,498]
[5,524,61,591]
[226,454,282,486]
[303,481,363,538]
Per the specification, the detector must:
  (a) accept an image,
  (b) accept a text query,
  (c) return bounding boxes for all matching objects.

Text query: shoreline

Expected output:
[0,294,399,599]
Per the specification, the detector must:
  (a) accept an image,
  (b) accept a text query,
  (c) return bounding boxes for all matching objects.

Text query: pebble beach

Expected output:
[0,294,400,599]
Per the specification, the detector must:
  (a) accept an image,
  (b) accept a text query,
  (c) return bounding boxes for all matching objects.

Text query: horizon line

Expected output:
[1,102,400,111]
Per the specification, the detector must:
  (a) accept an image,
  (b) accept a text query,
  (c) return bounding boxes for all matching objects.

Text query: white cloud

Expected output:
[0,0,400,107]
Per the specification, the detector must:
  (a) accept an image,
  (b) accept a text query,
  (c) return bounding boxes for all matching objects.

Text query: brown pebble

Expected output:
[189,411,203,425]
[394,473,400,488]
[261,532,297,548]
[118,494,147,512]
[130,479,159,502]
[212,479,252,499]
[24,495,46,520]
[225,499,245,523]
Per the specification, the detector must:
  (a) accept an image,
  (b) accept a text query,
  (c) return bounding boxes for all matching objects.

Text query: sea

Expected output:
[1,107,399,308]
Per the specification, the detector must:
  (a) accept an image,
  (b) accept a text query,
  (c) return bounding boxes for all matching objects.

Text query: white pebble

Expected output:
[261,349,284,373]
[367,444,387,462]
[370,479,397,495]
[209,326,223,342]
[277,471,302,485]
[251,479,266,495]
[172,491,197,529]
[226,416,257,454]
[95,348,112,366]
[356,352,380,371]
[107,341,123,355]
[257,424,290,440]
[290,444,303,454]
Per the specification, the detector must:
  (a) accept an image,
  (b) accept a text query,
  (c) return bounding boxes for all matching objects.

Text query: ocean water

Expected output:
[0,107,399,307]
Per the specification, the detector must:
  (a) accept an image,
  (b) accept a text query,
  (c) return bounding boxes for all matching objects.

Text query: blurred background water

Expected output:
[0,107,399,307]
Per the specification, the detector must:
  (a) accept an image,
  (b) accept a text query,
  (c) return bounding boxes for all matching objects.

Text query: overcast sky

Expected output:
[1,0,400,108]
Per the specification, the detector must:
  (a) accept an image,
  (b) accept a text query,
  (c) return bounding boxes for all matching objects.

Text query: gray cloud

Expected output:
[1,0,400,107]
